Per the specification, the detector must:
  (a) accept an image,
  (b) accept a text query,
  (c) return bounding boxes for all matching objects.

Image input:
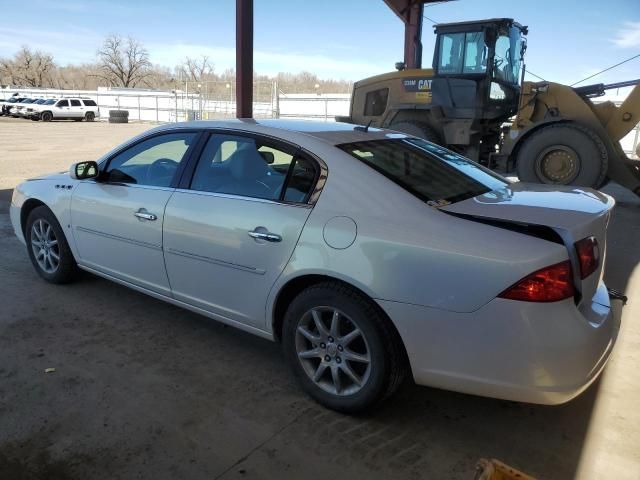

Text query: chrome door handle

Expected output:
[134,209,157,221]
[248,230,282,242]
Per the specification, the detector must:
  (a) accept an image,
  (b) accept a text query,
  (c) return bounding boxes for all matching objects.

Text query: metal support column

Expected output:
[383,1,450,69]
[236,0,253,118]
[403,2,424,69]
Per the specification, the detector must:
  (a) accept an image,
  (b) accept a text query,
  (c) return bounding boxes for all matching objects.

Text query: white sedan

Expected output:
[10,120,622,412]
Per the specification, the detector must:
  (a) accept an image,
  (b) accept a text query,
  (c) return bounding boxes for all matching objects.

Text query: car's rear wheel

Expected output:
[25,206,78,284]
[41,111,53,122]
[85,112,95,122]
[283,282,405,413]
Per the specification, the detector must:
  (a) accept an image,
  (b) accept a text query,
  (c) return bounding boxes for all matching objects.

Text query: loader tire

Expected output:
[516,123,608,189]
[109,117,128,124]
[389,120,441,144]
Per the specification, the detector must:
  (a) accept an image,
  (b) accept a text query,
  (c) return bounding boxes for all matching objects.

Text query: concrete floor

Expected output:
[0,117,639,479]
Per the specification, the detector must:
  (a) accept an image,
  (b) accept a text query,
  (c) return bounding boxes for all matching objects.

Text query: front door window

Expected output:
[104,132,197,187]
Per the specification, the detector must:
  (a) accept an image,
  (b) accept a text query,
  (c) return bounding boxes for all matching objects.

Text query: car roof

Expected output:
[151,119,407,146]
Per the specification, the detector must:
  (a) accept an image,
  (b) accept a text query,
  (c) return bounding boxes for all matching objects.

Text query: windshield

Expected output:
[493,26,523,84]
[34,99,46,104]
[44,99,56,105]
[338,138,508,205]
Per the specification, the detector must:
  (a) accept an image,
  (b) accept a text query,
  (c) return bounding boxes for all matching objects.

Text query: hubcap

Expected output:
[30,219,60,274]
[295,307,371,396]
[536,145,580,184]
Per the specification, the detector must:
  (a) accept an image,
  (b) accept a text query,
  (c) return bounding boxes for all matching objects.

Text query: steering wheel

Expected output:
[146,158,179,185]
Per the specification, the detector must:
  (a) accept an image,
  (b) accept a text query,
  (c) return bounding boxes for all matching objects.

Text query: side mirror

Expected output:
[70,161,99,180]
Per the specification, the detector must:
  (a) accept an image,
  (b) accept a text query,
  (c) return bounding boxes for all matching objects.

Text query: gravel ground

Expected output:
[1,117,639,480]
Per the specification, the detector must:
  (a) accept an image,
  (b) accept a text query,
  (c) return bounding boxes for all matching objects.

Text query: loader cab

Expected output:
[431,18,527,123]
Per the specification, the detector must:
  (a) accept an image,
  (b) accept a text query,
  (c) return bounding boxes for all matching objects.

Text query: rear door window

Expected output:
[190,134,317,203]
[70,99,81,107]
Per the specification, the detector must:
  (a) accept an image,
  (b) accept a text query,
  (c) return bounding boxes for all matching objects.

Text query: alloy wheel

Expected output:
[30,218,60,274]
[295,306,372,396]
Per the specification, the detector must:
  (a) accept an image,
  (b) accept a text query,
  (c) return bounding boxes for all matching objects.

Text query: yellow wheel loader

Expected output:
[339,17,640,195]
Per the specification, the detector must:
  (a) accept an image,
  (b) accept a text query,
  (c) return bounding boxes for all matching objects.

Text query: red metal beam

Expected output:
[383,1,451,69]
[236,0,253,118]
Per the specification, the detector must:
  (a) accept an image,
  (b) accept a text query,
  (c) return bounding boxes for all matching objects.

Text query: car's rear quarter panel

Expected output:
[271,147,570,315]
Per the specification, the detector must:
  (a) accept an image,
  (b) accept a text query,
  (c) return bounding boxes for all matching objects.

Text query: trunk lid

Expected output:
[440,183,614,305]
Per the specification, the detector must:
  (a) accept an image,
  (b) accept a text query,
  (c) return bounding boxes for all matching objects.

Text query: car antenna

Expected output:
[354,120,373,133]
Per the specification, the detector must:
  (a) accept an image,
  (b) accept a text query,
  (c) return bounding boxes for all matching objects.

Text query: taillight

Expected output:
[575,236,599,279]
[498,260,575,302]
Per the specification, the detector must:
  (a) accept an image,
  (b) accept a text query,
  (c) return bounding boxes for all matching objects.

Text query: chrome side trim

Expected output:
[167,247,266,275]
[77,264,274,340]
[81,180,176,192]
[172,188,313,208]
[75,226,162,251]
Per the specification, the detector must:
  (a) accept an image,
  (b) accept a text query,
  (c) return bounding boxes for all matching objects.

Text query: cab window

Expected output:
[437,31,487,75]
[364,88,388,116]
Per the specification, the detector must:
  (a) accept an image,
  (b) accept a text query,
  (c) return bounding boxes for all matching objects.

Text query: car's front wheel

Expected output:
[41,111,53,122]
[25,206,78,284]
[283,282,406,413]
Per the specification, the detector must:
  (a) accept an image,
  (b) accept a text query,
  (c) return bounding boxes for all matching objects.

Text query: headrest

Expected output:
[228,143,269,181]
[259,151,275,164]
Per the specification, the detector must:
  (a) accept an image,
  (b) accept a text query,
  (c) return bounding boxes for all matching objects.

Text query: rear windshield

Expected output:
[338,138,508,205]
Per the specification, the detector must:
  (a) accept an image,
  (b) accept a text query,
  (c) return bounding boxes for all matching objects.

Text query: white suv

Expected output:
[35,98,100,122]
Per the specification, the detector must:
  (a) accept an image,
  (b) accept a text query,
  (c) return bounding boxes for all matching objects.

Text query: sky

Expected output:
[0,0,638,86]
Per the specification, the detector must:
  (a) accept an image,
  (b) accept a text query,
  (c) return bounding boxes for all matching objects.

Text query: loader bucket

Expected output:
[475,458,536,480]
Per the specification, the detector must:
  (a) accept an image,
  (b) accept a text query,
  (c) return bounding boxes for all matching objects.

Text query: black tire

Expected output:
[282,281,406,413]
[85,112,95,122]
[25,206,78,284]
[516,123,608,188]
[390,120,441,144]
[108,116,128,124]
[41,111,53,122]
[108,109,129,118]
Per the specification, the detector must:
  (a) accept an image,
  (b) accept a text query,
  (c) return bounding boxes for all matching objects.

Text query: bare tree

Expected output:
[0,46,56,87]
[179,55,214,82]
[97,35,151,88]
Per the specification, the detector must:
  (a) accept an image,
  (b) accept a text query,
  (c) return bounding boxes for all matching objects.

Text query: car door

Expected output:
[69,99,84,118]
[71,130,201,295]
[54,99,70,118]
[163,132,321,329]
